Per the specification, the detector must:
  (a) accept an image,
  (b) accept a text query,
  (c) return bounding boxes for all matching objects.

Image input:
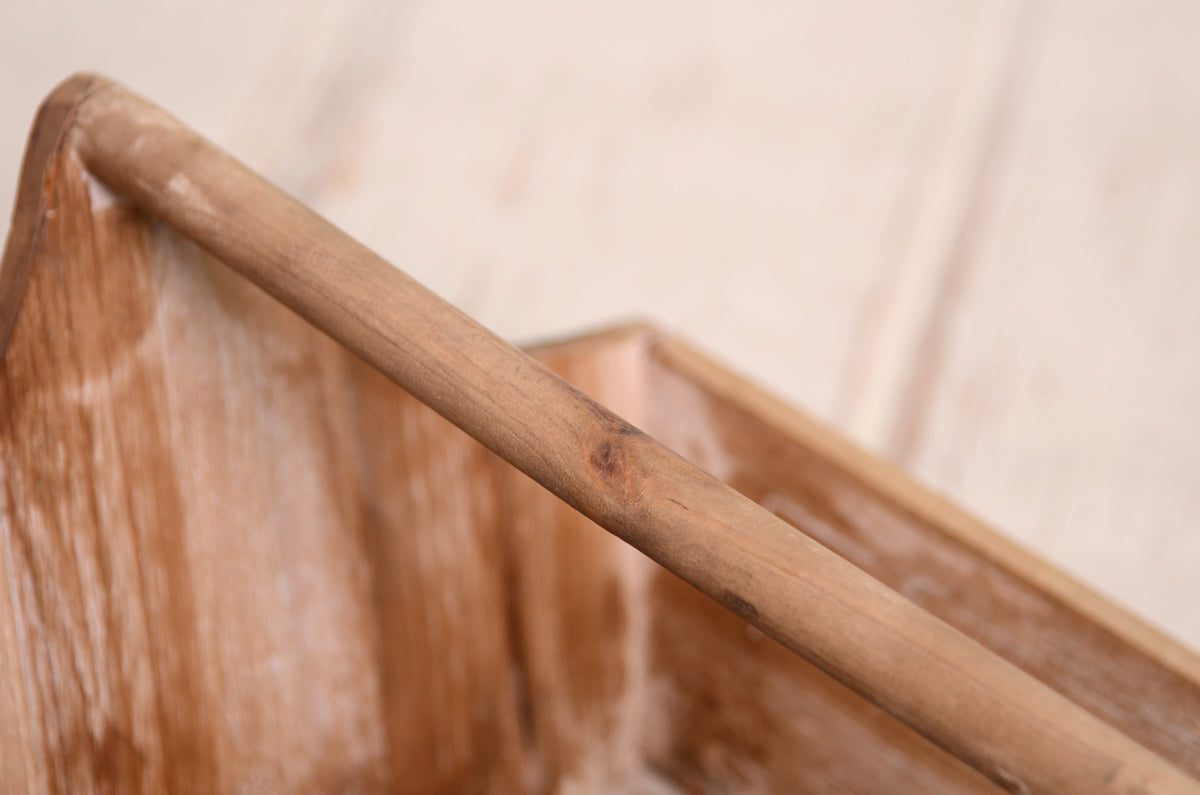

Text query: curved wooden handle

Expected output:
[11,73,1196,794]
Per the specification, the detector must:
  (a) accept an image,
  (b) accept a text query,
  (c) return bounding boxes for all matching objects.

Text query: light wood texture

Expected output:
[0,144,388,792]
[647,338,1200,780]
[4,2,1197,652]
[891,1,1200,646]
[0,102,653,791]
[2,75,1198,793]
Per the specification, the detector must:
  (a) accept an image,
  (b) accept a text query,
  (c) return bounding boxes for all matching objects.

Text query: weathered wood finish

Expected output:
[0,141,651,792]
[645,339,1200,784]
[0,149,389,790]
[1,75,1198,793]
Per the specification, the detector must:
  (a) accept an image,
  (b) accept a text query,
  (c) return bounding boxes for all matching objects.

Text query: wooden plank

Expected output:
[309,356,531,793]
[0,137,390,792]
[507,329,659,791]
[888,0,1200,649]
[647,336,1200,780]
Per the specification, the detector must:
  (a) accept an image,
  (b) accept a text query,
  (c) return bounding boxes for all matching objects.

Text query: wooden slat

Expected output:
[647,336,1200,780]
[503,330,660,791]
[336,358,531,793]
[20,74,1190,793]
[890,0,1200,650]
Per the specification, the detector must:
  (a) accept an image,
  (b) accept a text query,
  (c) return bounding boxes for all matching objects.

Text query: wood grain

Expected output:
[890,0,1200,646]
[2,74,1199,793]
[4,0,1197,657]
[0,121,654,793]
[644,572,1000,794]
[647,337,1200,781]
[1,149,392,793]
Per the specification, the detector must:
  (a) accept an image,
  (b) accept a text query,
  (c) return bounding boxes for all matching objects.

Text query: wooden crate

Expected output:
[1,75,1198,793]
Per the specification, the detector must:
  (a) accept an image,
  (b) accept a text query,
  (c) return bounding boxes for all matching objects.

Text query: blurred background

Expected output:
[3,1,1197,648]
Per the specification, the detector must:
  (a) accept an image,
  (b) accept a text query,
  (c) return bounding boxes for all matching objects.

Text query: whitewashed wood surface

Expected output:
[2,0,1197,648]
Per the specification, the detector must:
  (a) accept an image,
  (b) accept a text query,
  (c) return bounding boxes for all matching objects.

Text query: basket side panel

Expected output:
[0,150,391,792]
[0,144,663,792]
[643,337,1200,783]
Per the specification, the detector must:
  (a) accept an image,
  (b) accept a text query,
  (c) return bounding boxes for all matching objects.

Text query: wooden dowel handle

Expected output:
[55,74,1198,794]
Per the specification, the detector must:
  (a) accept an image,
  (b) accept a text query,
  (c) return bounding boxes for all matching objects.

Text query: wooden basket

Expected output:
[2,75,1198,794]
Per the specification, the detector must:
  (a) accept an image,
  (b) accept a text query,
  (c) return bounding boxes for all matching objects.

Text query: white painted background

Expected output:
[3,1,1198,648]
